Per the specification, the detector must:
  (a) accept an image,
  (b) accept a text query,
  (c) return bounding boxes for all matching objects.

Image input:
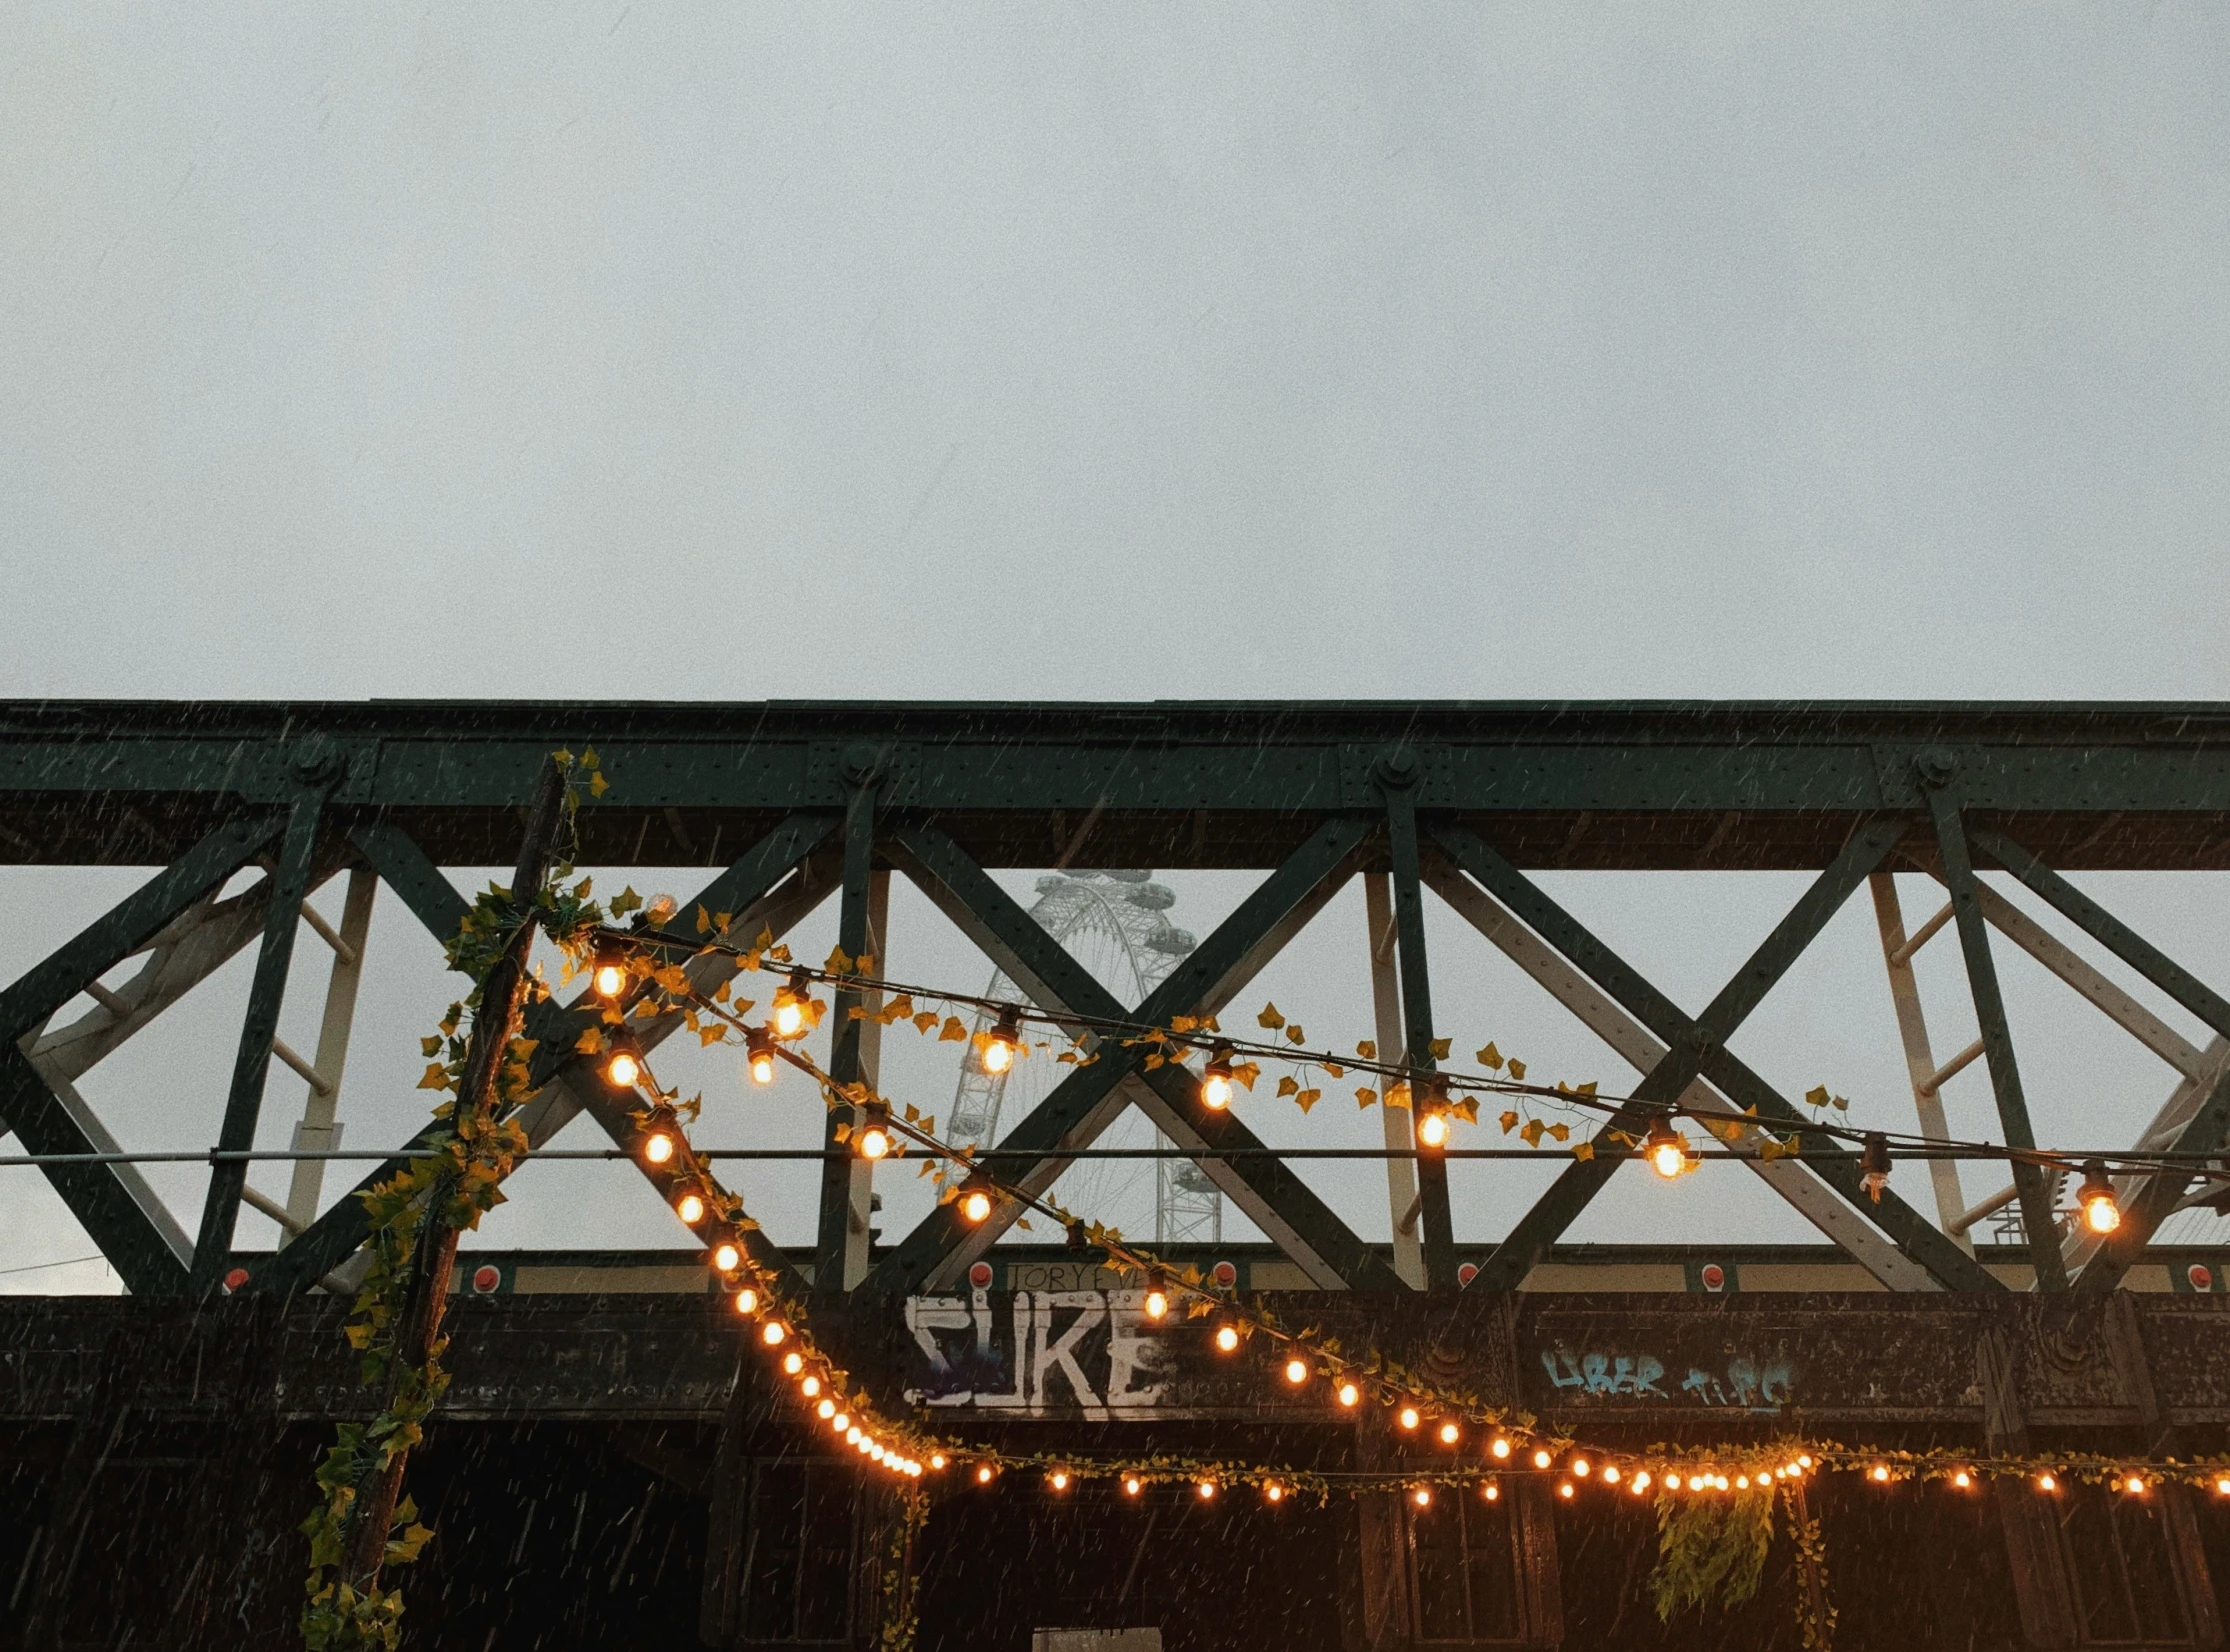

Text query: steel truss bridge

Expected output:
[8,699,2230,1649]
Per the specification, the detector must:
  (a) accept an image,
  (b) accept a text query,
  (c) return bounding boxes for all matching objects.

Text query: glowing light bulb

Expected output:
[1797,1455,1812,1470]
[817,1398,835,1419]
[1645,1116,1687,1179]
[733,1287,759,1316]
[712,1242,741,1273]
[772,968,812,1039]
[606,1041,644,1090]
[745,1030,777,1086]
[960,1189,993,1224]
[675,1192,706,1225]
[1490,1437,1511,1460]
[1417,1110,1449,1149]
[976,1464,995,1484]
[761,1320,787,1346]
[982,1009,1022,1075]
[1200,1044,1236,1111]
[1734,1475,1749,1490]
[1337,1382,1361,1408]
[1483,1482,1500,1502]
[2126,1475,2147,1495]
[591,944,628,1000]
[1532,1449,1552,1470]
[2079,1160,2122,1235]
[1124,1476,1143,1496]
[1632,1471,1651,1492]
[1439,1422,1460,1446]
[1952,1470,1972,1489]
[1285,1358,1309,1386]
[2215,1477,2230,1496]
[856,1115,891,1161]
[1602,1465,1621,1485]
[1048,1471,1069,1491]
[782,1351,803,1375]
[1398,1407,1421,1431]
[1714,1475,1729,1491]
[1558,1482,1574,1500]
[1214,1324,1240,1354]
[846,1426,862,1445]
[1144,1287,1169,1321]
[1265,1481,1284,1503]
[2038,1472,2057,1492]
[801,1376,820,1398]
[831,1412,849,1433]
[1871,1465,1890,1483]
[929,1454,946,1471]
[641,1129,673,1165]
[1411,1486,1431,1507]
[1196,1480,1216,1500]
[1572,1458,1590,1478]
[1666,1474,1683,1491]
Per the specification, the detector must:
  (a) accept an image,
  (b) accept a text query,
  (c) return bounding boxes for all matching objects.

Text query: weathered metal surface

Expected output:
[6,699,2230,870]
[12,1291,2230,1436]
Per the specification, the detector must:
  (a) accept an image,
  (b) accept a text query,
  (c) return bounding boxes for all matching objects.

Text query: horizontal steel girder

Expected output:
[3,701,2230,870]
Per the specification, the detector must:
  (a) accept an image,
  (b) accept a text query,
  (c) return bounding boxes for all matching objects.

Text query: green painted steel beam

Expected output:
[1971,826,2230,1295]
[865,816,1398,1295]
[189,797,324,1293]
[1430,822,2005,1295]
[1924,786,2065,1290]
[0,816,279,1293]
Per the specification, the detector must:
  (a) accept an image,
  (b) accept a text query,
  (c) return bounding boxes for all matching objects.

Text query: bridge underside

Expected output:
[9,1291,2230,1649]
[10,701,2230,1645]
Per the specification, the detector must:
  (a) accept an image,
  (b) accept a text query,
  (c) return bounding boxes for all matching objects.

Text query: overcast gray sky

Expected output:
[5,5,2229,1288]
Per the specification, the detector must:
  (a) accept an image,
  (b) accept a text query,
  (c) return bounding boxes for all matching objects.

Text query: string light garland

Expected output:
[552,919,2230,1518]
[581,919,2230,1191]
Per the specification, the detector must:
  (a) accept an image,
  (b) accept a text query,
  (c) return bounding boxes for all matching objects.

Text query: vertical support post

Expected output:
[283,865,377,1232]
[1918,751,2067,1291]
[1379,751,1456,1292]
[837,870,892,1290]
[817,751,881,1290]
[1868,872,1972,1249]
[1363,873,1424,1289]
[191,794,323,1292]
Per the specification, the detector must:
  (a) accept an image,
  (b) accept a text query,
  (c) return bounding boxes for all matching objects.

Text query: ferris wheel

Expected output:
[943,869,1219,1242]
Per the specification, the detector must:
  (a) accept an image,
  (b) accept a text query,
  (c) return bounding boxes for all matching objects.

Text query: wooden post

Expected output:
[339,755,569,1592]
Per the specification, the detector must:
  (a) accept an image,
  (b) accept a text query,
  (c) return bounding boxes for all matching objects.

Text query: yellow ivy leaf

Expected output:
[1547,1122,1570,1142]
[1507,1059,1526,1081]
[825,945,853,975]
[1428,1037,1451,1061]
[1476,1042,1503,1069]
[1232,1061,1260,1091]
[939,1017,969,1042]
[1276,1076,1299,1098]
[1257,1002,1286,1030]
[1356,1086,1378,1110]
[589,771,609,797]
[420,1035,443,1057]
[1385,1081,1411,1111]
[1356,1040,1378,1061]
[1295,1088,1320,1113]
[1324,1061,1345,1078]
[417,1063,452,1091]
[696,905,712,935]
[1804,1085,1830,1108]
[1500,1110,1519,1133]
[1572,1141,1594,1162]
[1520,1119,1546,1147]
[698,1024,726,1047]
[914,1011,940,1033]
